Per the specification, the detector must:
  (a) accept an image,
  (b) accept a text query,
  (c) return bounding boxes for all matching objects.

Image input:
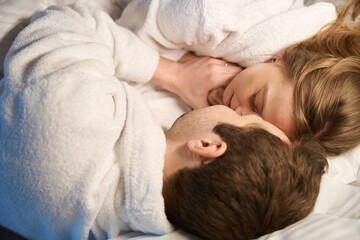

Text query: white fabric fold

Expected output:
[118,0,337,66]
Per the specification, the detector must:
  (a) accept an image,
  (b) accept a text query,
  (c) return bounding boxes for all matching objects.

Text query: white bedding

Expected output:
[0,0,359,239]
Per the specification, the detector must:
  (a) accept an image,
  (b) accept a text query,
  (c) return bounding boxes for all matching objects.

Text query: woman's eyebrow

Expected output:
[260,84,268,116]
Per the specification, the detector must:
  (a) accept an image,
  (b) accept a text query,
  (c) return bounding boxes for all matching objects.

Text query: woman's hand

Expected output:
[151,53,242,109]
[175,53,242,108]
[207,87,226,106]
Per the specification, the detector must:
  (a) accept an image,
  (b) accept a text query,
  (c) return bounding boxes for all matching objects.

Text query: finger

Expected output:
[224,62,239,67]
[192,100,210,109]
[211,59,241,69]
[222,64,243,73]
[205,57,232,66]
[210,71,239,87]
[217,66,243,86]
[186,93,211,109]
[208,88,225,105]
[178,52,197,63]
[209,64,242,77]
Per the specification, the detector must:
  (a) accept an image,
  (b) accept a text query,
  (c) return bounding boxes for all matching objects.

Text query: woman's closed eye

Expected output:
[251,85,268,116]
[251,89,261,113]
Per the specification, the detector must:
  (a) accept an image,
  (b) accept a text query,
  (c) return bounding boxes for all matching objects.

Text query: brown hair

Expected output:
[163,124,327,240]
[282,0,360,156]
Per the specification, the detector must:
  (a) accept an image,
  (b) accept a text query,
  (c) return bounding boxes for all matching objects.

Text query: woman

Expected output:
[123,0,360,156]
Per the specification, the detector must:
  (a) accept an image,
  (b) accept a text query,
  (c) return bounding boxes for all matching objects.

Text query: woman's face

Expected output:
[223,61,296,138]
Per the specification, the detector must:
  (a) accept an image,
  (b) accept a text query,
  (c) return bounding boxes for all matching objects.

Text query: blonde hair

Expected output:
[282,0,360,156]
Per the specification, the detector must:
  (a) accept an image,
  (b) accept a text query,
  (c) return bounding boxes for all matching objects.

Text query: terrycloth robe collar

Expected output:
[117,84,174,234]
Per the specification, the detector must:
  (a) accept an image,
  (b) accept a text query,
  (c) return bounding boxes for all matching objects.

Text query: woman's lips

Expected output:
[226,94,233,108]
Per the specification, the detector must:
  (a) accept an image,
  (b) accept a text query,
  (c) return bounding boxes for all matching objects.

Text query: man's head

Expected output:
[163,105,290,179]
[162,106,327,240]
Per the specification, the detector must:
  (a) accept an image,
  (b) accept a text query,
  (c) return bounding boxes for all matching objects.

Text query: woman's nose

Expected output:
[234,105,243,115]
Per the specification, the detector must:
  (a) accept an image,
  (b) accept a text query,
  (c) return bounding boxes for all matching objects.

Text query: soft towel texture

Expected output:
[0,4,173,240]
[117,0,337,67]
[0,0,131,77]
[0,1,359,240]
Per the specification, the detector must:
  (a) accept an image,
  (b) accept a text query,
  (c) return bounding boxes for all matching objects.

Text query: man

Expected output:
[0,4,327,240]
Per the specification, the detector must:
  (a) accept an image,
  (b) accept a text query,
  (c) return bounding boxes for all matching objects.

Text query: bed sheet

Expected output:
[0,0,359,239]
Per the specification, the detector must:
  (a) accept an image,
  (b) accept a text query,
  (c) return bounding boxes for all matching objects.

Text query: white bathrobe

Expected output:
[0,4,173,240]
[114,0,337,131]
[117,0,337,67]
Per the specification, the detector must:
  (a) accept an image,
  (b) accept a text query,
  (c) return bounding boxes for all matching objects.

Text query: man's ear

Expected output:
[187,138,227,164]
